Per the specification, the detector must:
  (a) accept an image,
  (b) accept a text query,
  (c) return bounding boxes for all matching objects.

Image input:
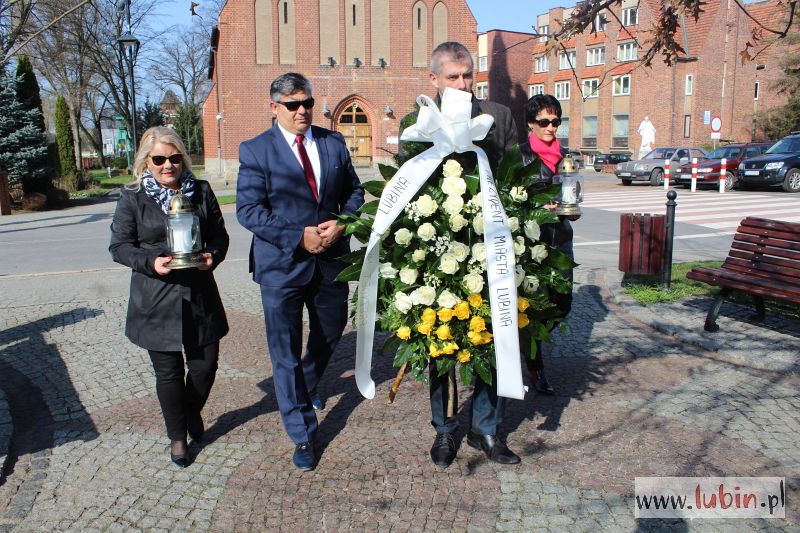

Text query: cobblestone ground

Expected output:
[0,265,797,532]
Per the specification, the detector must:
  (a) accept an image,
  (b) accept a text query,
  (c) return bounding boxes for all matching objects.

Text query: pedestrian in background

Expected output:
[110,126,229,468]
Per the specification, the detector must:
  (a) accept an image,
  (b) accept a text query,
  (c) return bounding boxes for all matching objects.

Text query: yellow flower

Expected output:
[429,342,441,358]
[396,326,411,340]
[518,313,530,328]
[469,316,486,333]
[421,307,437,325]
[435,324,452,340]
[480,331,493,344]
[442,341,459,355]
[457,350,471,363]
[437,308,454,322]
[467,330,482,345]
[454,301,471,320]
[417,322,433,336]
[517,297,530,312]
[468,293,483,308]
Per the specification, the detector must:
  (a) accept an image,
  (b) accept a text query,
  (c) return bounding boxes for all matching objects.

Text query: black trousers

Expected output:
[148,342,219,441]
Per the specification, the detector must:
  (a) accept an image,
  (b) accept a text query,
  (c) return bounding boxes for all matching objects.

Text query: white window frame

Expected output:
[555,81,570,101]
[617,42,637,62]
[586,46,605,66]
[592,12,607,32]
[529,84,544,97]
[534,55,549,73]
[476,82,488,100]
[612,75,630,96]
[559,50,576,70]
[622,7,638,27]
[754,80,760,100]
[685,74,693,95]
[538,25,549,43]
[478,55,488,72]
[582,78,599,99]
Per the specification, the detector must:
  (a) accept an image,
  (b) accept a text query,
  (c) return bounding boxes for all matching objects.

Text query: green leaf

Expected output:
[362,180,387,197]
[473,358,492,385]
[495,145,522,186]
[459,363,473,386]
[335,261,363,282]
[359,199,380,215]
[378,163,398,179]
[381,334,403,356]
[463,173,480,196]
[336,249,366,264]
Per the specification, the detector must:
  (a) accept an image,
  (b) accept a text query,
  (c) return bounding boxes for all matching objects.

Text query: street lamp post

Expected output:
[117,0,140,152]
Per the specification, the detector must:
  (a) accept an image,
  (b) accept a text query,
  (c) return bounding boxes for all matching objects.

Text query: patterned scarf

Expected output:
[142,170,196,214]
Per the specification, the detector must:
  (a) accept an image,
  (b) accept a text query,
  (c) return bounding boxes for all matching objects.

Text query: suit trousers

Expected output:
[259,267,348,444]
[148,341,219,441]
[429,365,505,436]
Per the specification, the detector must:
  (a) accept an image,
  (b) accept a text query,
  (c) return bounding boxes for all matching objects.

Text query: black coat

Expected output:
[109,180,229,351]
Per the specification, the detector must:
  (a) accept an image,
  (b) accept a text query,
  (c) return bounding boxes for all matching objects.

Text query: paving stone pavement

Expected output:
[0,263,797,532]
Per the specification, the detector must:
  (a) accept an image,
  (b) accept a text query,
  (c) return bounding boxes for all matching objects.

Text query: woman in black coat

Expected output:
[518,94,575,395]
[110,126,229,467]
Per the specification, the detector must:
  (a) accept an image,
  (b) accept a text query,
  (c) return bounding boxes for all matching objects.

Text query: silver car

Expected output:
[615,147,708,186]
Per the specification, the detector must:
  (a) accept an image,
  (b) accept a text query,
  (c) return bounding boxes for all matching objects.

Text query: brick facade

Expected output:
[202,0,477,181]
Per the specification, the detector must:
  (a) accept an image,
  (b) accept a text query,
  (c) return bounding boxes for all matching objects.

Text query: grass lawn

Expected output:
[216,194,236,205]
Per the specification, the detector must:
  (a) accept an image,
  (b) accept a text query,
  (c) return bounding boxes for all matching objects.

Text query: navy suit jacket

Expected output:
[236,125,364,287]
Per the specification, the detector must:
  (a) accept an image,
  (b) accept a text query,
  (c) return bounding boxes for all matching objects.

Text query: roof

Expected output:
[161,90,180,105]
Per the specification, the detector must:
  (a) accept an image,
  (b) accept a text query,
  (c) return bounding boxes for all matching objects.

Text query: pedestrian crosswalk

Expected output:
[582,189,800,232]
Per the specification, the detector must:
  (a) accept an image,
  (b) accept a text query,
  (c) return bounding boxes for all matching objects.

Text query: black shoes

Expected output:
[533,370,555,396]
[187,411,205,442]
[311,396,325,411]
[466,429,521,465]
[170,439,189,468]
[293,442,316,471]
[430,432,457,468]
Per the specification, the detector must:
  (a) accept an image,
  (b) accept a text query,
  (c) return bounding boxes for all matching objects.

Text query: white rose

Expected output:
[524,219,541,242]
[463,272,485,294]
[437,289,460,309]
[418,222,436,241]
[473,214,484,235]
[513,236,526,257]
[441,175,467,197]
[416,194,438,217]
[449,214,468,232]
[450,242,470,262]
[510,186,528,202]
[523,275,540,294]
[394,228,413,246]
[442,194,464,216]
[507,216,519,232]
[471,192,483,206]
[530,244,548,263]
[399,267,418,285]
[394,292,413,314]
[442,159,463,178]
[515,265,525,287]
[379,262,398,279]
[410,286,436,306]
[471,242,486,262]
[439,253,459,275]
[412,249,427,262]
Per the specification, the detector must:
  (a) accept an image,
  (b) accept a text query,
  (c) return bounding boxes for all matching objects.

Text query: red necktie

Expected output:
[295,134,319,202]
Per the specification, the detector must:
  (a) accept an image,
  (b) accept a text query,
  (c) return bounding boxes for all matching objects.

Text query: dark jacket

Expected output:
[109,179,229,351]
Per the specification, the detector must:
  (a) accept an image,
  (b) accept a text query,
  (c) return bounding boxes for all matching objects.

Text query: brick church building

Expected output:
[202,0,478,181]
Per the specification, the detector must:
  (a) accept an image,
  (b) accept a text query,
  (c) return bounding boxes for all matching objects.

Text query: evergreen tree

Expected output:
[0,74,50,191]
[54,95,77,177]
[136,97,165,134]
[15,55,46,132]
[174,103,201,154]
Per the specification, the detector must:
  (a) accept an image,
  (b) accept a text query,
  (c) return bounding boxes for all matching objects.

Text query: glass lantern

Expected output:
[553,155,584,220]
[165,190,204,269]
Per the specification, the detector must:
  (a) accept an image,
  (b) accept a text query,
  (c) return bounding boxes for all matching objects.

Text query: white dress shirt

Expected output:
[277,123,322,192]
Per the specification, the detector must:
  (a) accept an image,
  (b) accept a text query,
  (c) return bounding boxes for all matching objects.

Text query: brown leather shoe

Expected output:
[466,429,520,464]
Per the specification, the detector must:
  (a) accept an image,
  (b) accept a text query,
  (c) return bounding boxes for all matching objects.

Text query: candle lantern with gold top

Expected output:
[553,155,584,221]
[165,190,205,269]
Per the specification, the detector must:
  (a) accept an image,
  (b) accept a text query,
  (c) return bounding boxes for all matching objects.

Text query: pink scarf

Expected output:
[528,133,562,174]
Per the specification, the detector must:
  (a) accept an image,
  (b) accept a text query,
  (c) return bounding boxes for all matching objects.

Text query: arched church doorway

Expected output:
[336,101,372,167]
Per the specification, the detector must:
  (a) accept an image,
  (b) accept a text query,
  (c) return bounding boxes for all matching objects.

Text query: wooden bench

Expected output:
[686,217,800,332]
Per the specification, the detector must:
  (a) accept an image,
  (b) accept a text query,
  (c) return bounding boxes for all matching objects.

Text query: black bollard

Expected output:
[663,190,677,290]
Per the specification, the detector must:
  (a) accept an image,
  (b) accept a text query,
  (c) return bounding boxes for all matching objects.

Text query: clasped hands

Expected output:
[302,220,344,254]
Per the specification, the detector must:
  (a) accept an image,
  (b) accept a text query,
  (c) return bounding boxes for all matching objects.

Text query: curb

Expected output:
[0,387,11,478]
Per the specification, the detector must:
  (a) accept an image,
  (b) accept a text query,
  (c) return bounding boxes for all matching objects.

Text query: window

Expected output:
[582,116,598,148]
[617,42,637,61]
[557,117,569,140]
[534,55,549,73]
[555,81,570,100]
[612,114,629,148]
[683,115,691,138]
[685,75,693,95]
[476,82,488,100]
[582,78,599,98]
[612,75,630,96]
[352,3,356,25]
[622,7,638,26]
[559,50,576,70]
[592,12,607,32]
[283,1,288,23]
[538,25,549,43]
[478,55,488,72]
[586,46,605,66]
[529,84,544,97]
[754,81,760,100]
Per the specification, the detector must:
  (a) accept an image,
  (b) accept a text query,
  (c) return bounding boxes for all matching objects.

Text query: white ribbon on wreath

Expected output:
[355,87,525,400]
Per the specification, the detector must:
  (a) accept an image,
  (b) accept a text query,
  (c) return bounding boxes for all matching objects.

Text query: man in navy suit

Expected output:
[236,73,364,470]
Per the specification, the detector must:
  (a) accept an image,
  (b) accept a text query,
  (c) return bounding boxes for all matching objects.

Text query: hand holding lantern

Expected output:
[165,190,205,269]
[553,155,584,221]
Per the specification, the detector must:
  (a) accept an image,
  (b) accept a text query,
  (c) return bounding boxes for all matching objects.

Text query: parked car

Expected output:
[594,152,632,172]
[615,147,708,186]
[673,143,771,191]
[738,132,800,192]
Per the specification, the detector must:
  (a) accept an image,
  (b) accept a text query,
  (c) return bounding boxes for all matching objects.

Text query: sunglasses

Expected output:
[275,97,315,111]
[150,154,183,166]
[533,118,562,128]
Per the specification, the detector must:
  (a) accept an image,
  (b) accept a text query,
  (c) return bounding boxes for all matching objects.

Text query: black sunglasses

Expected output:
[533,118,562,128]
[150,154,183,166]
[275,97,315,111]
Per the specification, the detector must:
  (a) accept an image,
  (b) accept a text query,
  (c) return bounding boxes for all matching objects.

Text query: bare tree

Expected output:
[150,28,210,105]
[1,0,39,68]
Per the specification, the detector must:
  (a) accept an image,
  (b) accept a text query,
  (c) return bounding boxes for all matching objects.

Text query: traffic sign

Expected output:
[710,132,721,139]
[711,116,722,133]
